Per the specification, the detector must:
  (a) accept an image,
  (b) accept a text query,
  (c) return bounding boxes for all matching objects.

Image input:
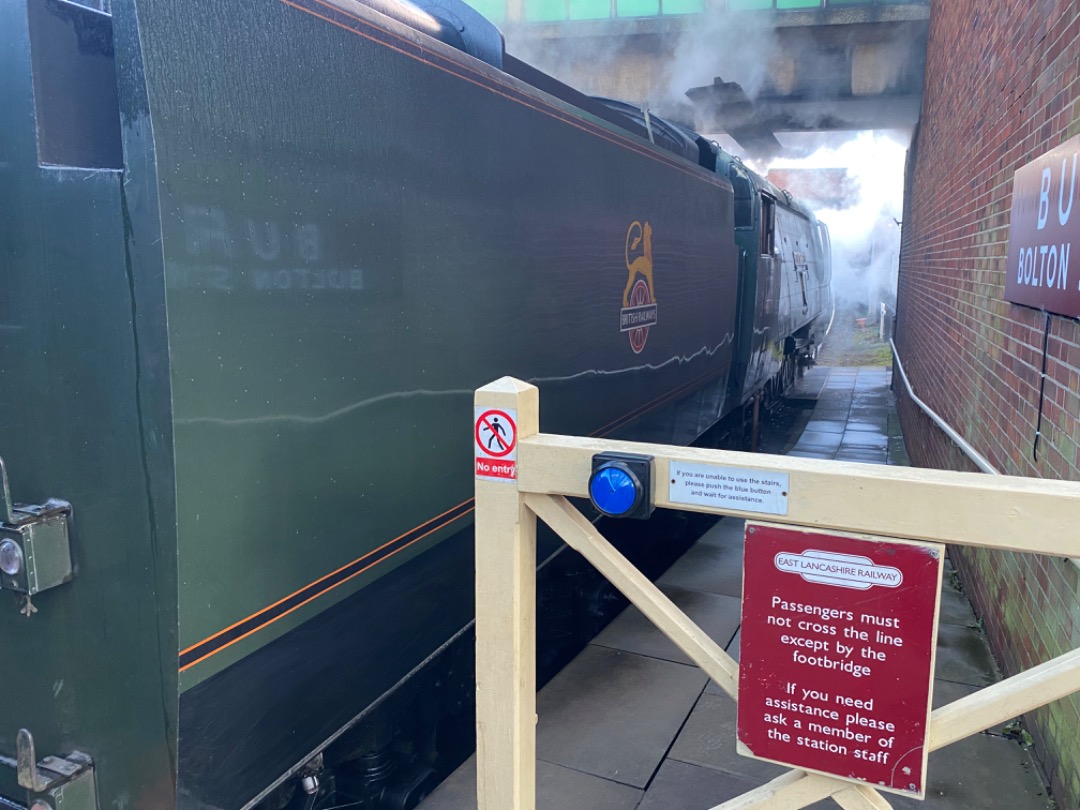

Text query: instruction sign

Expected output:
[737,522,943,797]
[475,407,517,482]
[668,461,788,516]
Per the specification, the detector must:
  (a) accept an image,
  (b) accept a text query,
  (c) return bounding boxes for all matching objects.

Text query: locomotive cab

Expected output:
[723,156,831,404]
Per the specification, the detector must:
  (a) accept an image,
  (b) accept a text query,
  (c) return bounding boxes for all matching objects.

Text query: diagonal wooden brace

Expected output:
[524,493,740,698]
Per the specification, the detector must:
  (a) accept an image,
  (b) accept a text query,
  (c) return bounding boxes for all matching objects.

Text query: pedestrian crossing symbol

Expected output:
[475,407,518,481]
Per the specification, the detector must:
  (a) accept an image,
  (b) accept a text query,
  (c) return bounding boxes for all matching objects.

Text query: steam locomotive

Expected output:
[0,0,829,806]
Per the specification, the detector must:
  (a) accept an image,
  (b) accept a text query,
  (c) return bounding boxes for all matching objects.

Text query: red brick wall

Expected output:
[894,1,1080,805]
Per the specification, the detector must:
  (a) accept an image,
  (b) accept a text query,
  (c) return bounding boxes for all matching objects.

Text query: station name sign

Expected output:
[1006,134,1080,316]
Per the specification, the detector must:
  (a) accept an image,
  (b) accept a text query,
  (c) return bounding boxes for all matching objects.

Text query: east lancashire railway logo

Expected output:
[620,221,659,353]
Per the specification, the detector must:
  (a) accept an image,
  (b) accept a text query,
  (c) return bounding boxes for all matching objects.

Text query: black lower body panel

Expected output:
[177,530,475,810]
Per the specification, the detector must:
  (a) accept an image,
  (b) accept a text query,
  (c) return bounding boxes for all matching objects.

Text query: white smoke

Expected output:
[763,130,909,314]
[661,10,782,117]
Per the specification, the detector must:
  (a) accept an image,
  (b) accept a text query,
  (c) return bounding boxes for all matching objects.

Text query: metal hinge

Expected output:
[0,458,73,616]
[0,730,98,810]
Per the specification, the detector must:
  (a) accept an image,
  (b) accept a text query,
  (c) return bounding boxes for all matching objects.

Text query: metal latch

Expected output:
[0,729,98,810]
[0,458,73,616]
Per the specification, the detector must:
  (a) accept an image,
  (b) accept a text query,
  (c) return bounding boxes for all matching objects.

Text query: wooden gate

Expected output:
[473,377,1080,810]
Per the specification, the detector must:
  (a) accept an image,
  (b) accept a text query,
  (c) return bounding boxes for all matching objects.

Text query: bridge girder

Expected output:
[504,3,929,154]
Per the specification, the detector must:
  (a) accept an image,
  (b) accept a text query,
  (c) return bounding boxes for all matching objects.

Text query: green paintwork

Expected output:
[120,0,737,700]
[3,0,746,803]
[471,0,926,23]
[0,0,177,806]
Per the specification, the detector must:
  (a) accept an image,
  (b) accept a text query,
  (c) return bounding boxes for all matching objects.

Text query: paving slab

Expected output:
[637,759,830,810]
[726,628,741,663]
[535,645,707,787]
[811,407,852,421]
[817,391,855,406]
[933,621,999,686]
[887,679,1054,809]
[804,419,848,434]
[937,588,979,627]
[888,437,910,465]
[592,585,741,666]
[794,430,844,452]
[637,759,759,810]
[681,681,1052,810]
[657,541,743,598]
[833,449,888,464]
[418,757,643,810]
[789,371,829,399]
[840,431,888,450]
[668,691,790,784]
[844,418,888,432]
[696,516,745,548]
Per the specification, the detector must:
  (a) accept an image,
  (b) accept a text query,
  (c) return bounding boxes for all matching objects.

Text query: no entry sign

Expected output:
[737,522,943,797]
[475,407,517,482]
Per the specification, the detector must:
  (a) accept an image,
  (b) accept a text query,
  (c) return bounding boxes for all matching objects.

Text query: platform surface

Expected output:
[420,367,1054,810]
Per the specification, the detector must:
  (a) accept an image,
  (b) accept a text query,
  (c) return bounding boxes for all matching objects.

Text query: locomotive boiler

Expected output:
[0,0,830,806]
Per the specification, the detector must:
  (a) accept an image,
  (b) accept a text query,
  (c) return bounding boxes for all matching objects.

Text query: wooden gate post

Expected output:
[474,377,539,810]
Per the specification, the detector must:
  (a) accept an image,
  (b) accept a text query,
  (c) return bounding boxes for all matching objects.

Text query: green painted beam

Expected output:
[472,0,928,23]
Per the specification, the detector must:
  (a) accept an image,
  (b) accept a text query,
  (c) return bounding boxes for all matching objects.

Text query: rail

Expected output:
[473,376,1080,810]
[889,340,1080,574]
[889,339,997,476]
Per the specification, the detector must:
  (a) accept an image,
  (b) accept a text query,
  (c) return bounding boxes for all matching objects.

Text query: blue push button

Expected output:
[589,464,641,517]
[588,452,653,519]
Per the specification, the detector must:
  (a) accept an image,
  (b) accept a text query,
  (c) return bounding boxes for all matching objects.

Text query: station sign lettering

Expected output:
[1006,134,1080,315]
[737,522,943,797]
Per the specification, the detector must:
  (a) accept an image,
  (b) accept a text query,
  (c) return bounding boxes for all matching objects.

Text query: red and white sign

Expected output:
[737,522,943,797]
[474,407,517,482]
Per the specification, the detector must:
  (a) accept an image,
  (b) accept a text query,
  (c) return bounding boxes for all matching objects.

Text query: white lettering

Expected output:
[1059,154,1077,226]
[184,204,232,257]
[1039,167,1052,229]
[1047,244,1058,288]
[248,219,281,261]
[296,223,321,262]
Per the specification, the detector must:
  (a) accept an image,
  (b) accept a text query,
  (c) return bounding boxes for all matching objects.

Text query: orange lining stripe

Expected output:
[178,368,728,671]
[178,497,474,658]
[178,504,474,672]
[176,0,734,674]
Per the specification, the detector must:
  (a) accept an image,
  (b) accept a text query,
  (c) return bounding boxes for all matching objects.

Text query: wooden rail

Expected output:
[474,377,1080,810]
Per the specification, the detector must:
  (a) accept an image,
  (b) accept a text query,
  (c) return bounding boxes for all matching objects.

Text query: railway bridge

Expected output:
[476,0,930,154]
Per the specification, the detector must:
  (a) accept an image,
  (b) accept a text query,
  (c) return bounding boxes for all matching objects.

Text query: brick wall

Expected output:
[894,1,1080,806]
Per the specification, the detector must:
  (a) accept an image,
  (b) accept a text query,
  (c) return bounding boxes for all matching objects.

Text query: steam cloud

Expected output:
[499,12,910,315]
[763,131,909,314]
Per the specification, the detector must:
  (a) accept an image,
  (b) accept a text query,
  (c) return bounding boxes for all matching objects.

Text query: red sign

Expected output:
[1006,134,1080,316]
[474,407,517,481]
[737,522,943,797]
